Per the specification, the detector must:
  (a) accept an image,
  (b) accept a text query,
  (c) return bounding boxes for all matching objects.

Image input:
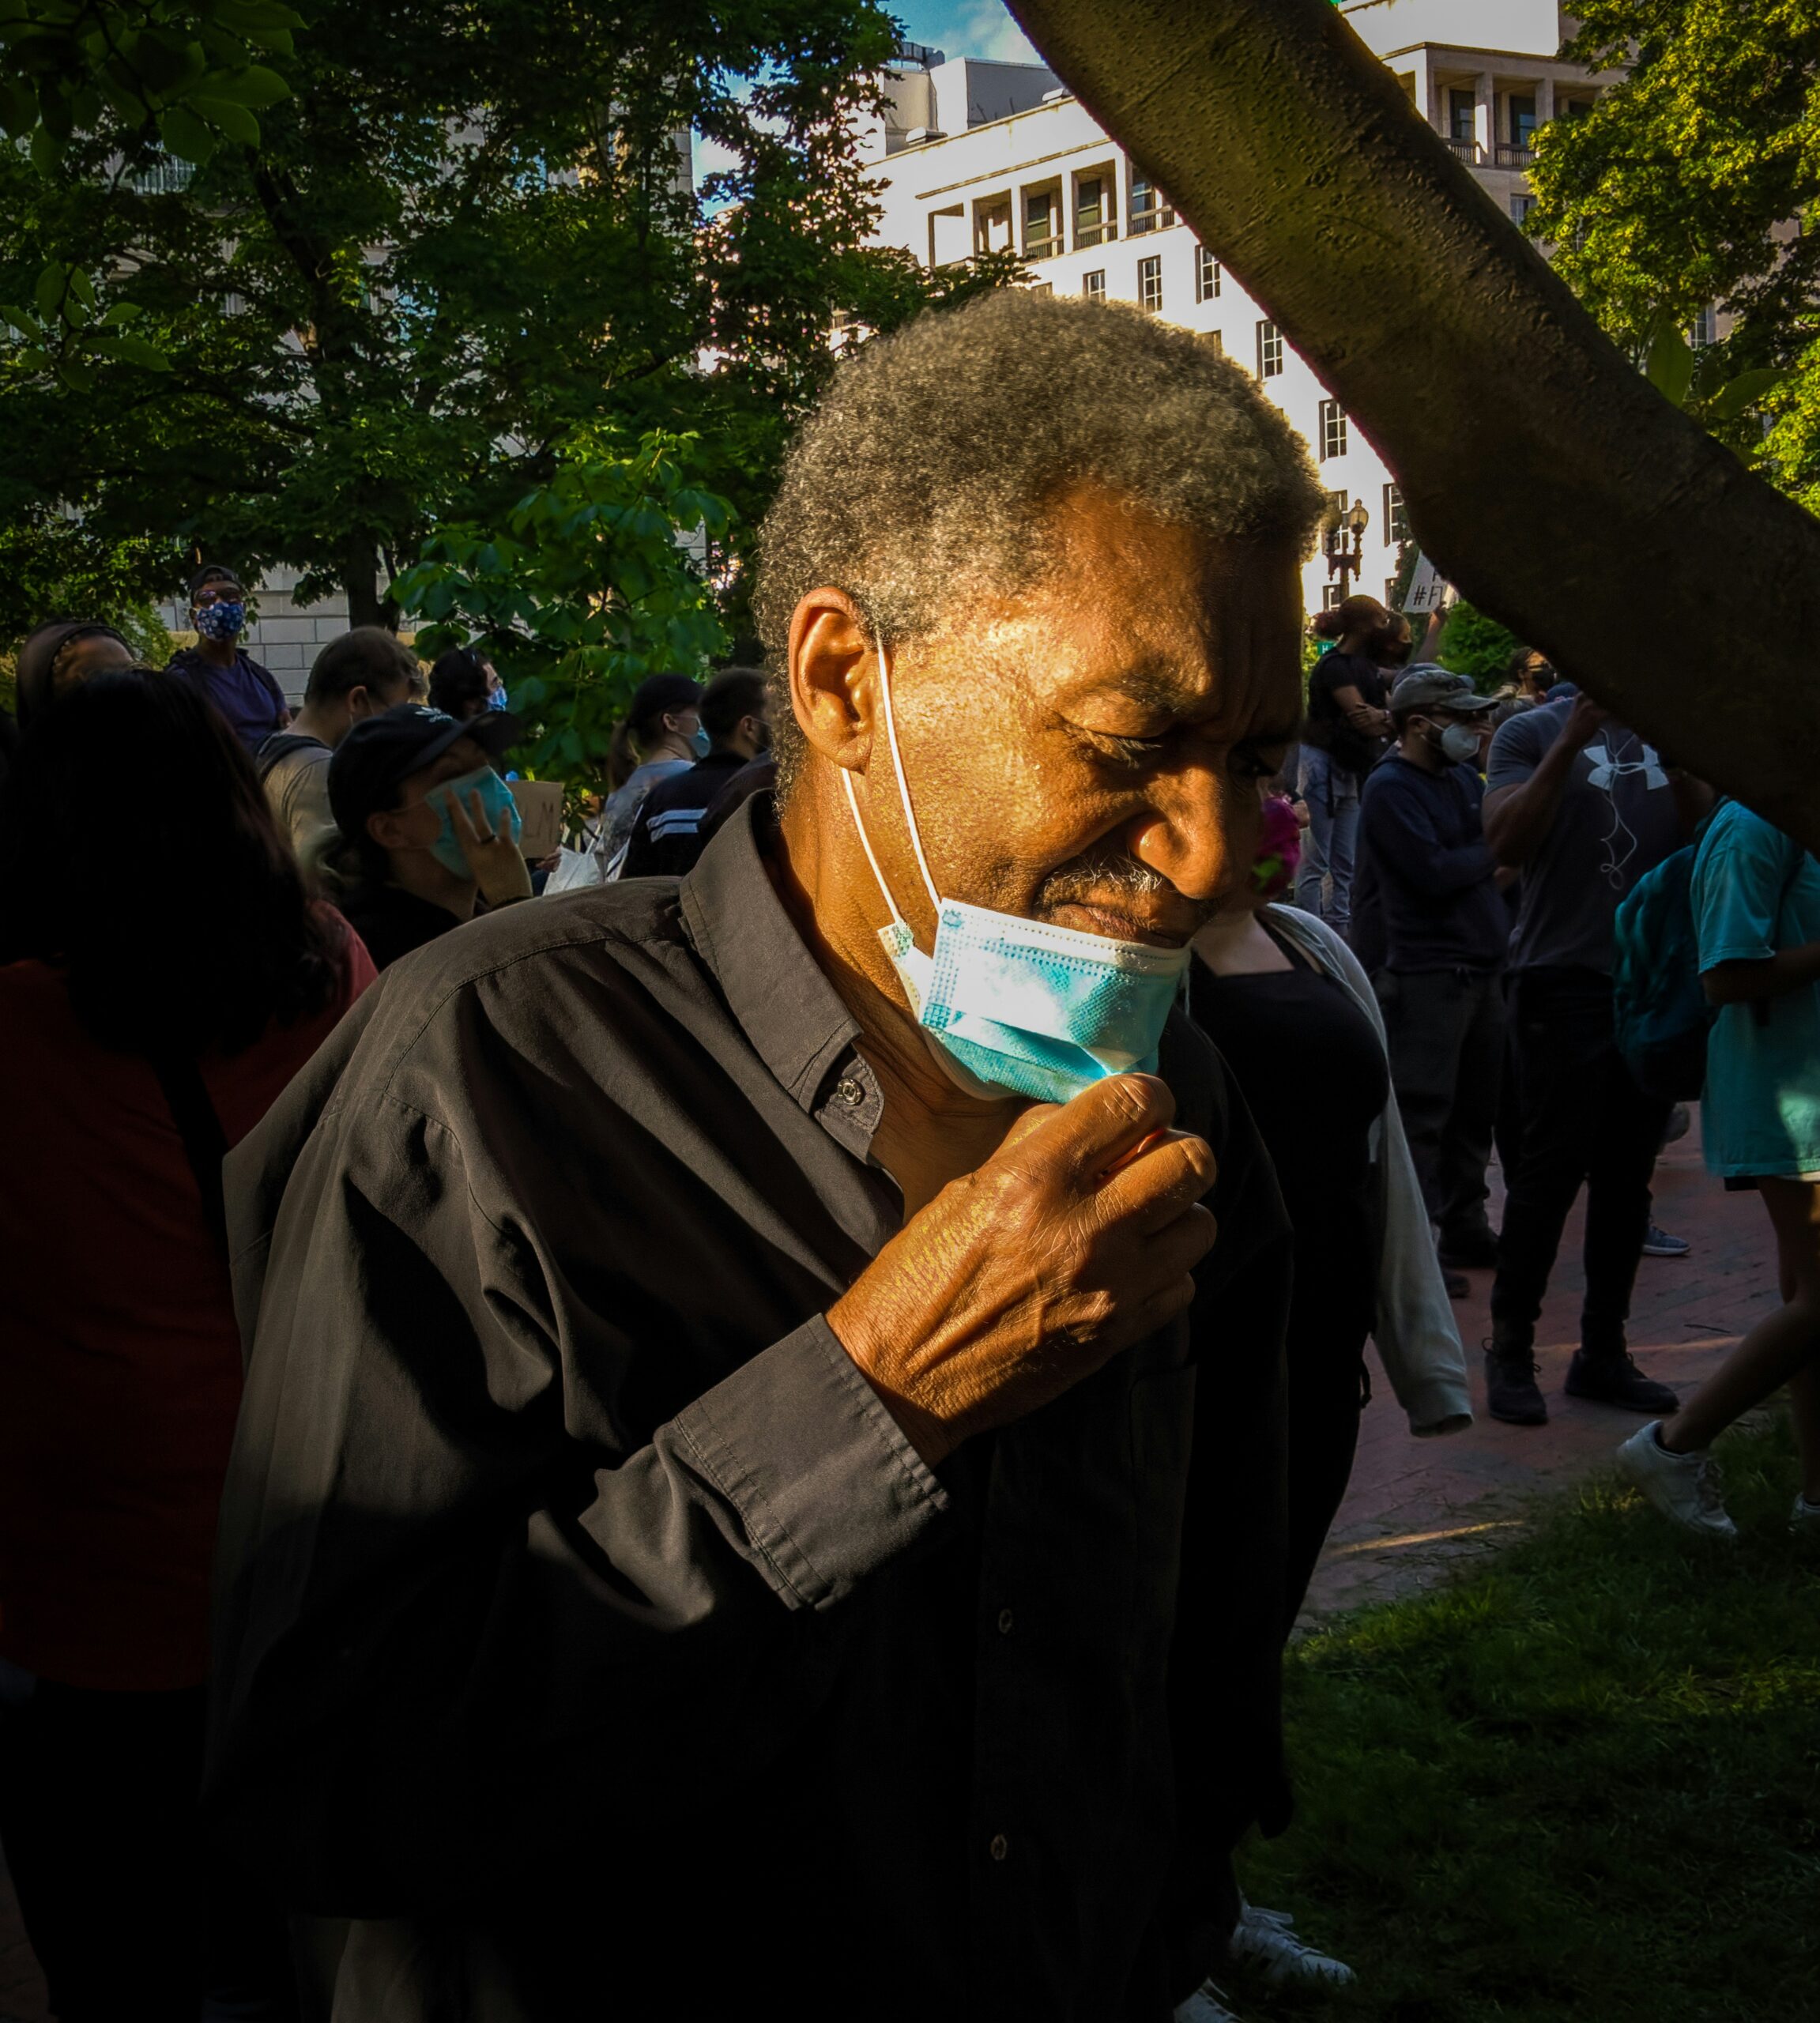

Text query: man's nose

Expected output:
[1122,767,1236,902]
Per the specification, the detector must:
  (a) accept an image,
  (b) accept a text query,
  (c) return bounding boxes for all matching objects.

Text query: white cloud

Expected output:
[899,2,1045,66]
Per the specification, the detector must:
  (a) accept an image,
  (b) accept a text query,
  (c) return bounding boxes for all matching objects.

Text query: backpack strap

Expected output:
[255,731,322,782]
[148,1053,230,1256]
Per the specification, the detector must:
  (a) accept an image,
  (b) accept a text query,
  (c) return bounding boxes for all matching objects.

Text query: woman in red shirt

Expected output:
[0,669,376,2020]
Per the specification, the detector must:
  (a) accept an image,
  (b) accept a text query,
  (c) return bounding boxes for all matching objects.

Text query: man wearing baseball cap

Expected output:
[322,703,531,969]
[1358,665,1508,1298]
[164,565,292,753]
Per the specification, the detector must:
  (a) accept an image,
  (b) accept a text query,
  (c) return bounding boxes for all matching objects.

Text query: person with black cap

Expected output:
[320,703,531,969]
[1359,665,1509,1296]
[164,566,291,754]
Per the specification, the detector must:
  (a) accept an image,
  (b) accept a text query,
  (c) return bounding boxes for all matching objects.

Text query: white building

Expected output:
[861,2,1622,617]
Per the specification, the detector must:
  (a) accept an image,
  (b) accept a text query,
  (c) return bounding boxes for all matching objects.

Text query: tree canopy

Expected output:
[0,0,967,642]
[1527,0,1820,509]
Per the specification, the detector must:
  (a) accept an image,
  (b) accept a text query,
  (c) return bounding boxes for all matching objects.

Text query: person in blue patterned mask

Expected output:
[164,565,292,754]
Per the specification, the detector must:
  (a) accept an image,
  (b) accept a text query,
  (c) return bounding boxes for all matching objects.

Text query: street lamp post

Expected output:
[1326,497,1371,597]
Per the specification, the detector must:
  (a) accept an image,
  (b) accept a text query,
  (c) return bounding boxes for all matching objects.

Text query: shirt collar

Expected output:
[679,793,884,1155]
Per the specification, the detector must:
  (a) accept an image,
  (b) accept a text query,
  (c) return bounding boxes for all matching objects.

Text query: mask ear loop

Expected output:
[871,634,941,923]
[841,627,942,944]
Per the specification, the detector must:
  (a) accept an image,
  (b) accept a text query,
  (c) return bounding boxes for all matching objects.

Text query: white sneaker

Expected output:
[1616,1422,1738,1538]
[1174,1980,1244,2023]
[1792,1494,1820,1535]
[1229,1901,1357,1988]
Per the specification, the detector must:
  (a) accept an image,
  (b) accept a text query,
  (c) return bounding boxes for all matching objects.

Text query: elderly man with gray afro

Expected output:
[207,288,1324,2022]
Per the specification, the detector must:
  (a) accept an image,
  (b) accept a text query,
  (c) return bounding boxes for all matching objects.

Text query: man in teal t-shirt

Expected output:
[1692,800,1820,1179]
[1615,799,1820,1539]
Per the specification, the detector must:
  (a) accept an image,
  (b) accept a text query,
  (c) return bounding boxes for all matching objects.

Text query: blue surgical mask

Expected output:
[689,724,711,758]
[843,644,1189,1104]
[485,682,509,712]
[195,599,247,641]
[424,765,522,876]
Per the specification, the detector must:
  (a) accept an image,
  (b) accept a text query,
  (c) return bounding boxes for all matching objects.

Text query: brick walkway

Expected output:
[1304,1114,1777,1621]
[0,1123,1778,2021]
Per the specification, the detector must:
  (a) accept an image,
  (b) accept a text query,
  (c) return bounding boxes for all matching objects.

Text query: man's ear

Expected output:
[789,590,877,774]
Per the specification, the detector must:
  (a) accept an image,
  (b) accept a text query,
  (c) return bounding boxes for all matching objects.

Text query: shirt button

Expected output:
[834,1077,864,1107]
[997,1607,1014,1635]
[989,1833,1009,1863]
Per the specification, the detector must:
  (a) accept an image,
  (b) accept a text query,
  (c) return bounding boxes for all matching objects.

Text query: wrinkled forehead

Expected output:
[1000,489,1306,729]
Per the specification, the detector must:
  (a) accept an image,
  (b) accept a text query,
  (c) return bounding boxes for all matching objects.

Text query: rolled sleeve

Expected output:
[671,1313,950,1610]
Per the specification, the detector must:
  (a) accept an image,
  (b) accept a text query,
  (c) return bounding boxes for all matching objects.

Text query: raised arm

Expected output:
[1482,694,1609,868]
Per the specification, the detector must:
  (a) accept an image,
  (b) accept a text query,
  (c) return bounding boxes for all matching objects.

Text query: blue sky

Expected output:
[889,1,1043,66]
[690,4,1042,193]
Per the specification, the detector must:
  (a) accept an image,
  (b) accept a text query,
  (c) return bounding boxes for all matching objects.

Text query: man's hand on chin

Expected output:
[828,1072,1217,1467]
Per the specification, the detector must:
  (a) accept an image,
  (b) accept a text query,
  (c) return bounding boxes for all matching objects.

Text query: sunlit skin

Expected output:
[776,481,1305,1217]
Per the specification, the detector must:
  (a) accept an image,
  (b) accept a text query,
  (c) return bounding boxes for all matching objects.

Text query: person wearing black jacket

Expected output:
[205,289,1319,2022]
[1359,667,1508,1283]
[618,666,771,879]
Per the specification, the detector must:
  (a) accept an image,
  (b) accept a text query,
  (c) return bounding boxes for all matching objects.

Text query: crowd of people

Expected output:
[1,288,1816,2023]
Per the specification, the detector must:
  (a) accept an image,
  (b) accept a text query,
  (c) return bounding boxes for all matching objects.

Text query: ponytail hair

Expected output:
[606,672,703,790]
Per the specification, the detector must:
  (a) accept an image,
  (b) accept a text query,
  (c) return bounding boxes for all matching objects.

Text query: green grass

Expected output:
[1240,1415,1820,2023]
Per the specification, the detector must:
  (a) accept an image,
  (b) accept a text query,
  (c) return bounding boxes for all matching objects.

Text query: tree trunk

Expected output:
[1011,0,1820,850]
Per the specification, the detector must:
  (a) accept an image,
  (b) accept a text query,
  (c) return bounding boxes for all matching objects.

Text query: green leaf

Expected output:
[1645,318,1696,408]
[158,105,217,164]
[213,63,291,108]
[100,302,146,326]
[190,95,262,146]
[1710,368,1788,423]
[34,262,66,322]
[28,123,61,175]
[92,333,171,370]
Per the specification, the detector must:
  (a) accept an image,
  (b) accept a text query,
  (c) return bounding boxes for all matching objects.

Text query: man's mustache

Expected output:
[1034,848,1223,932]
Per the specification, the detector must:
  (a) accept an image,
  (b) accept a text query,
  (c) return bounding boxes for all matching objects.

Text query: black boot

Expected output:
[1484,1328,1547,1426]
[1564,1340,1679,1413]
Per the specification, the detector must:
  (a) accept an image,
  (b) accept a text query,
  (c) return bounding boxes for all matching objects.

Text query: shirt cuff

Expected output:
[670,1313,951,1611]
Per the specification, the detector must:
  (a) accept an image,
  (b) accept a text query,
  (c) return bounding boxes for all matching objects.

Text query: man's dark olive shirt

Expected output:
[208,796,1292,2022]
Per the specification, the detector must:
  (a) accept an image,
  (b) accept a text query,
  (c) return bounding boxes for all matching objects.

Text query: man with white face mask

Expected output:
[206,292,1324,2021]
[1359,666,1508,1295]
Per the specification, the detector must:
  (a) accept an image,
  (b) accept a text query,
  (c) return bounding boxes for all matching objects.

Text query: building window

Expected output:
[1083,269,1106,303]
[1383,481,1410,543]
[1448,89,1476,145]
[1138,255,1162,313]
[1201,328,1223,356]
[1256,318,1283,379]
[1319,399,1348,460]
[1129,169,1174,235]
[1690,303,1716,347]
[1510,192,1536,225]
[1195,245,1221,301]
[1023,188,1059,260]
[1509,93,1539,148]
[1322,583,1346,612]
[1075,172,1115,249]
[974,197,1012,256]
[1027,282,1052,296]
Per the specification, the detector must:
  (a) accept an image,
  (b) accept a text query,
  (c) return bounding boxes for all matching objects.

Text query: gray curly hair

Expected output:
[751,288,1324,793]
